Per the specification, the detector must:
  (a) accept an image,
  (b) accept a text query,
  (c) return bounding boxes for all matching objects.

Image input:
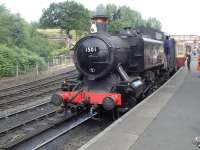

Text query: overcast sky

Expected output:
[0,0,200,35]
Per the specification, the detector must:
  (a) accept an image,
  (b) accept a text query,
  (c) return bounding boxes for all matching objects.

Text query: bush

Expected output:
[49,47,70,56]
[0,45,46,76]
[0,5,61,77]
[0,5,65,59]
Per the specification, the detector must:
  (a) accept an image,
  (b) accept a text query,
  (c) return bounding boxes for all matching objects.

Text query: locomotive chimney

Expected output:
[90,15,108,33]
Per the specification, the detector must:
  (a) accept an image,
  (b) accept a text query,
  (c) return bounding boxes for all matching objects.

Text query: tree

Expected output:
[0,4,62,76]
[0,45,46,76]
[116,6,143,28]
[146,17,162,30]
[0,4,52,55]
[105,5,145,33]
[105,4,118,20]
[0,5,28,47]
[95,4,106,15]
[108,20,124,33]
[40,1,90,35]
[94,4,162,33]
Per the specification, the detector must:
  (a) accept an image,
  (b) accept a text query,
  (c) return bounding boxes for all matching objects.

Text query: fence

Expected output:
[48,55,73,67]
[15,54,73,77]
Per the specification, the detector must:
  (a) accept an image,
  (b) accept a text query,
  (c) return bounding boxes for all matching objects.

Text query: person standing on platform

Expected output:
[196,54,200,71]
[164,35,170,68]
[186,51,191,71]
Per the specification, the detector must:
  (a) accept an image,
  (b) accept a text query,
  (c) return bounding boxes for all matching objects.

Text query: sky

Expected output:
[0,0,200,35]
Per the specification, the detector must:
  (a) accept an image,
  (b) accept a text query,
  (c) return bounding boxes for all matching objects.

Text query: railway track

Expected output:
[12,112,98,150]
[0,69,76,97]
[0,68,86,149]
[0,99,90,149]
[0,69,78,110]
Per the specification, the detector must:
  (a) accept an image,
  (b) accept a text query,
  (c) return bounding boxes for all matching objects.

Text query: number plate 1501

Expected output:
[85,47,99,53]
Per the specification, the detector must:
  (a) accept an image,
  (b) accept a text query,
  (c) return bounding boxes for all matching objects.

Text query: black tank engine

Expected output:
[51,16,175,115]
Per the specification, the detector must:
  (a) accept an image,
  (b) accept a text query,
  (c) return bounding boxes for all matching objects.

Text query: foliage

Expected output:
[0,5,56,76]
[94,4,162,33]
[0,5,28,47]
[105,4,118,20]
[49,41,65,49]
[24,30,54,57]
[146,17,161,30]
[39,2,162,36]
[49,47,70,56]
[0,44,46,76]
[0,45,16,76]
[95,4,106,15]
[39,1,90,35]
[108,20,124,33]
[0,5,59,58]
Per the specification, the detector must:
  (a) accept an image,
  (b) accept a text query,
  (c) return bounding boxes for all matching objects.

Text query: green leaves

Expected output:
[146,17,162,30]
[0,45,46,76]
[49,47,70,56]
[0,4,54,57]
[0,6,28,47]
[0,5,52,76]
[39,2,162,35]
[94,4,162,33]
[39,1,90,34]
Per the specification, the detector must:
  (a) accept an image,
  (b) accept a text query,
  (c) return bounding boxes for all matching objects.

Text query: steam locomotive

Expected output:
[51,16,177,115]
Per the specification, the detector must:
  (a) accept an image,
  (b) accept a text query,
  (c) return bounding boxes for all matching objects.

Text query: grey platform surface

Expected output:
[132,71,200,150]
[80,58,200,150]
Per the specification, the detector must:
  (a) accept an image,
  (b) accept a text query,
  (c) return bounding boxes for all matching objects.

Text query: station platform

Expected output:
[79,57,200,150]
